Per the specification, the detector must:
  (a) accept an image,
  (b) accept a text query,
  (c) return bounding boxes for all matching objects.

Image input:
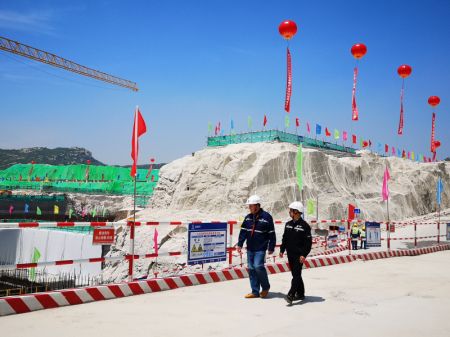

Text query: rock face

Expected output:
[142,142,449,221]
[101,142,449,282]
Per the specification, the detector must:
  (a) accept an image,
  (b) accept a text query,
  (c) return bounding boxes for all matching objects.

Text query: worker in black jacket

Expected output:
[279,201,312,304]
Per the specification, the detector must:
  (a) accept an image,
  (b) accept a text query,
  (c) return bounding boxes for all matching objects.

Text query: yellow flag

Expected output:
[54,205,59,215]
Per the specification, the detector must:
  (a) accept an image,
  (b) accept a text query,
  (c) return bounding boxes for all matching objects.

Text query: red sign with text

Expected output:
[93,228,115,245]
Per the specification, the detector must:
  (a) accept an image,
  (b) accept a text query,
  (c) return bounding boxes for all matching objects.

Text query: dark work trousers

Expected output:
[287,254,304,297]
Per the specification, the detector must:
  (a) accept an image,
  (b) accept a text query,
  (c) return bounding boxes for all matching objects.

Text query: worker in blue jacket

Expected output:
[237,195,276,299]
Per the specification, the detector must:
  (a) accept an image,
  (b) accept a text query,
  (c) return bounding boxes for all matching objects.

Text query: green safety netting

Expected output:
[207,130,356,154]
[0,164,159,196]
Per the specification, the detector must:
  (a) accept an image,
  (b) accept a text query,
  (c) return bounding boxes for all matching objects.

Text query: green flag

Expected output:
[30,247,41,282]
[285,115,290,129]
[360,138,363,147]
[334,129,340,140]
[207,122,213,134]
[102,207,107,217]
[36,206,42,216]
[69,208,74,219]
[296,144,303,192]
[247,116,252,130]
[307,199,315,216]
[91,207,97,217]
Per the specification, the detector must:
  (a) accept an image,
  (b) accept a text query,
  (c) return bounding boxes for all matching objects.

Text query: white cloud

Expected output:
[0,9,56,35]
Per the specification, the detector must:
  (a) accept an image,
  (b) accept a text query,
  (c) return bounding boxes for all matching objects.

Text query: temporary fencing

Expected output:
[1,243,448,316]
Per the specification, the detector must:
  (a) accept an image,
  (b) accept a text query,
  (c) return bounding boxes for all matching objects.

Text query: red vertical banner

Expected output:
[431,112,436,152]
[398,82,404,134]
[284,47,292,113]
[351,67,359,121]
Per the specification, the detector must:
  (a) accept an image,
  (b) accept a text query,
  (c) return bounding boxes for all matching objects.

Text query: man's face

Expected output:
[289,209,301,220]
[249,204,260,214]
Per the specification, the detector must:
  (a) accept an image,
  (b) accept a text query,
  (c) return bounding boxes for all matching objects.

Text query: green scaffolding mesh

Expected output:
[207,130,356,154]
[0,164,159,196]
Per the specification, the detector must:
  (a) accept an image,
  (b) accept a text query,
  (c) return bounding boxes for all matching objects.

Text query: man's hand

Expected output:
[236,246,242,254]
[279,252,284,258]
[299,256,306,263]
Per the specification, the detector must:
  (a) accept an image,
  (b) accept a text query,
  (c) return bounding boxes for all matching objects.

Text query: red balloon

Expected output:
[428,96,441,107]
[351,43,367,59]
[279,20,298,40]
[150,158,155,163]
[434,140,441,149]
[31,161,35,165]
[397,64,412,78]
[87,160,91,165]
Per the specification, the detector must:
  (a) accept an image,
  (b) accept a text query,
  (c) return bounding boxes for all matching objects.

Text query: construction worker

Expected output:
[279,201,312,304]
[351,223,360,250]
[360,225,367,249]
[236,195,276,299]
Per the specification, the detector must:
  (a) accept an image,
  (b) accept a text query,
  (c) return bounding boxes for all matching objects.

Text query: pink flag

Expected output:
[343,131,348,141]
[9,205,14,215]
[307,122,311,133]
[352,67,359,121]
[153,229,159,255]
[382,167,390,201]
[82,207,87,217]
[131,107,147,177]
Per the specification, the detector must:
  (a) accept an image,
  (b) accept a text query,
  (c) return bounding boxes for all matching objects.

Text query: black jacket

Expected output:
[280,218,312,257]
[237,208,276,252]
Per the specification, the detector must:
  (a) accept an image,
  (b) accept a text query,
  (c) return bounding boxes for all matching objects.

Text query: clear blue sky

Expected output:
[0,0,449,164]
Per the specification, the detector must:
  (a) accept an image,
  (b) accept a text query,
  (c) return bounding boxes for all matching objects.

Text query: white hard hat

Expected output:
[246,195,262,205]
[289,201,304,212]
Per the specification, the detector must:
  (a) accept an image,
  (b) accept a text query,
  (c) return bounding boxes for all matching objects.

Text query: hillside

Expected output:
[0,147,104,169]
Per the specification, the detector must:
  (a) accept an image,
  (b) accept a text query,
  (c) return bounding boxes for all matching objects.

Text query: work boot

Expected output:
[260,289,270,298]
[245,293,259,299]
[284,294,294,305]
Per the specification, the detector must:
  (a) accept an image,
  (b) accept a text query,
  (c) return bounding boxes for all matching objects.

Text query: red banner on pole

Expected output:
[398,84,404,135]
[284,47,292,113]
[351,67,359,121]
[431,112,436,152]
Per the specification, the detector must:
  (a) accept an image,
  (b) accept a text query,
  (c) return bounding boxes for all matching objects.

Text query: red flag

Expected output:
[153,229,159,255]
[392,146,395,155]
[351,67,359,121]
[307,122,311,133]
[284,48,292,113]
[263,115,267,127]
[131,107,147,178]
[385,144,389,153]
[325,127,331,137]
[402,150,406,158]
[362,140,369,148]
[295,117,300,128]
[348,204,355,221]
[398,84,404,135]
[352,134,357,144]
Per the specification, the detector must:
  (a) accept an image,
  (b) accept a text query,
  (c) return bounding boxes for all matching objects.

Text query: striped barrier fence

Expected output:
[1,243,448,316]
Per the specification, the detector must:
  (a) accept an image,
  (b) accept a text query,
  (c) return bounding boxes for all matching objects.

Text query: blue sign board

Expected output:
[188,223,227,265]
[447,223,450,241]
[365,222,381,248]
[354,208,360,214]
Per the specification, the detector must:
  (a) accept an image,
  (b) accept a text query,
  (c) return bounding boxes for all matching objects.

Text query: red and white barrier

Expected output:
[1,243,448,317]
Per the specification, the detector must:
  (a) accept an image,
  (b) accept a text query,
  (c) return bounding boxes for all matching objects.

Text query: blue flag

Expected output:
[397,149,401,157]
[437,178,444,205]
[316,124,322,135]
[24,203,29,213]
